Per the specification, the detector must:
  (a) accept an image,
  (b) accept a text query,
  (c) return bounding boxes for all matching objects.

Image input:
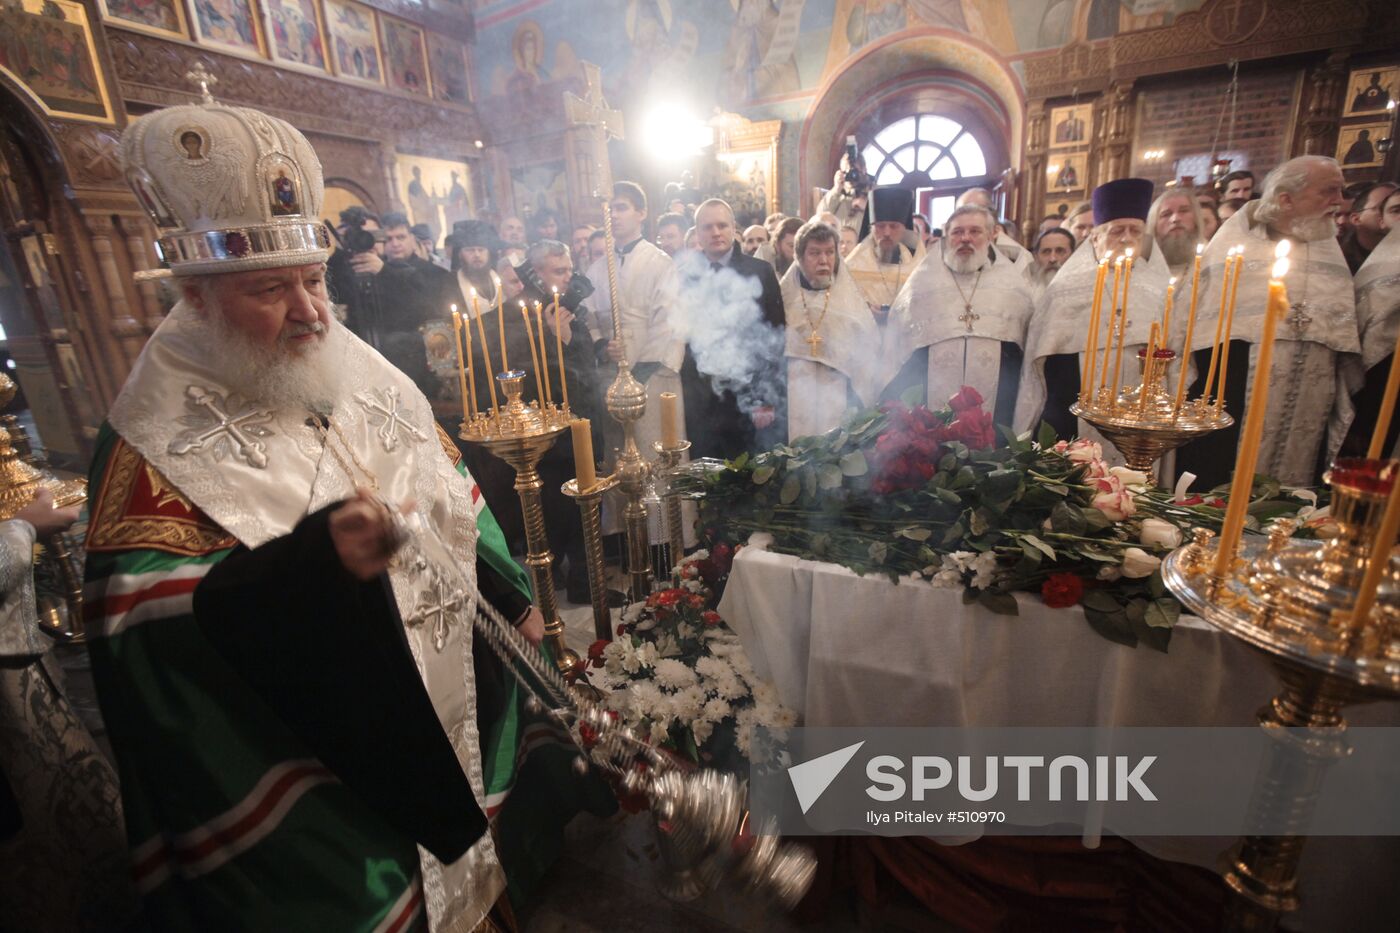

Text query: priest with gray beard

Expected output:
[781,220,884,438]
[1147,188,1205,281]
[1335,226,1400,459]
[1015,178,1172,452]
[1175,155,1359,488]
[883,204,1033,427]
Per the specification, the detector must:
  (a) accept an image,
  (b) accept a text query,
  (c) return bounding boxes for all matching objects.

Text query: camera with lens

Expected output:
[841,135,871,195]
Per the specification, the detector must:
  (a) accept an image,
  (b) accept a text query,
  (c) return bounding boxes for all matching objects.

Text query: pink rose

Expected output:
[1090,474,1136,521]
[1053,438,1103,463]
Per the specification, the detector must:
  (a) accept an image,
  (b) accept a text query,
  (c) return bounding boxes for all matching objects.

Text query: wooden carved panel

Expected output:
[48,122,125,190]
[107,31,482,155]
[301,131,390,211]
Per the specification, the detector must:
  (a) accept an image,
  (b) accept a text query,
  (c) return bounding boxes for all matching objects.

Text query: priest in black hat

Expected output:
[1016,177,1172,457]
[845,186,927,319]
[448,219,505,305]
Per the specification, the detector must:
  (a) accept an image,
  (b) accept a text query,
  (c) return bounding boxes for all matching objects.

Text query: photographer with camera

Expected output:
[817,136,874,230]
[335,210,464,395]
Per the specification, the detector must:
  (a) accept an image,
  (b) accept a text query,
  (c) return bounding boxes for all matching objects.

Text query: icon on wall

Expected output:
[1343,67,1398,118]
[1049,103,1093,150]
[1336,122,1388,169]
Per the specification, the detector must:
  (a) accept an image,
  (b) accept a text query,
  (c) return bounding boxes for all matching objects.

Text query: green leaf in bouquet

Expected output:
[831,430,849,450]
[939,452,958,472]
[1145,597,1180,629]
[1021,534,1057,561]
[900,384,925,407]
[1084,605,1138,648]
[868,541,889,564]
[981,469,1022,498]
[969,509,990,535]
[802,466,818,499]
[818,463,844,489]
[811,532,831,557]
[1081,590,1121,614]
[730,452,750,470]
[1037,421,1059,450]
[942,520,967,546]
[1051,501,1087,536]
[752,465,776,485]
[840,449,869,476]
[898,526,933,541]
[1082,509,1113,532]
[950,465,977,490]
[978,587,1019,616]
[933,486,963,505]
[1146,571,1167,599]
[1018,540,1043,567]
[779,473,801,504]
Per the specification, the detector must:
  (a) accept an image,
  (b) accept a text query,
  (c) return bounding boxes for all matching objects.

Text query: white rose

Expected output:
[1120,547,1162,578]
[1138,518,1183,549]
[1110,466,1151,487]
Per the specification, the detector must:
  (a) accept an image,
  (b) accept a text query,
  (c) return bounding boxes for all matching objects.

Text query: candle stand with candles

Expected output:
[1070,349,1234,480]
[1161,458,1399,928]
[459,371,579,674]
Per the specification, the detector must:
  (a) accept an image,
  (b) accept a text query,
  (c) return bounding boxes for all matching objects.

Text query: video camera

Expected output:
[842,135,870,196]
[337,206,382,255]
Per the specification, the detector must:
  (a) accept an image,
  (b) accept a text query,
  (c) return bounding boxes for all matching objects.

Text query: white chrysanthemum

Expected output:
[695,655,734,682]
[711,668,748,700]
[670,684,706,721]
[621,602,645,623]
[653,633,682,658]
[653,658,699,691]
[634,642,658,670]
[648,719,672,744]
[700,696,733,723]
[633,614,658,631]
[946,550,977,572]
[930,567,962,588]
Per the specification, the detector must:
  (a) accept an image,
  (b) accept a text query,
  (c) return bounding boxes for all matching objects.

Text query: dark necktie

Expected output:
[710,261,723,273]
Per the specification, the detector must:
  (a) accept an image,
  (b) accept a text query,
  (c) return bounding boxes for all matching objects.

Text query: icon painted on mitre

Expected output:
[177,129,207,161]
[269,167,300,216]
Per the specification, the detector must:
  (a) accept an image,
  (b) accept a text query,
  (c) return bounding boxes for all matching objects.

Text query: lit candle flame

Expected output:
[1272,256,1289,280]
[552,285,559,295]
[1195,242,1204,256]
[1274,239,1291,260]
[450,303,457,313]
[470,288,477,299]
[1169,276,1177,286]
[1125,247,1134,259]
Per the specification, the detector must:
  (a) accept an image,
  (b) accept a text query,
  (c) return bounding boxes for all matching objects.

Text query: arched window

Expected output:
[859,115,990,228]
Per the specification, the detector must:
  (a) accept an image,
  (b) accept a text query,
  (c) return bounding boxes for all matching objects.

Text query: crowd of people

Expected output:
[330,154,1399,530]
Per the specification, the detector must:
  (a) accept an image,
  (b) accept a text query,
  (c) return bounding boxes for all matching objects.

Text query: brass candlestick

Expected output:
[461,372,578,674]
[1072,348,1233,482]
[562,473,620,643]
[1162,458,1400,929]
[653,439,692,573]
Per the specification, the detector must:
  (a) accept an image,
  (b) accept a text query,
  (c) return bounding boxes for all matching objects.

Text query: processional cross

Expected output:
[186,62,218,104]
[564,63,630,354]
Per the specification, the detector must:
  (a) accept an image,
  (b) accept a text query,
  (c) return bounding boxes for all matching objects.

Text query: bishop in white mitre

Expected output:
[780,221,884,439]
[884,204,1034,427]
[1175,156,1359,488]
[845,186,927,317]
[1016,179,1171,455]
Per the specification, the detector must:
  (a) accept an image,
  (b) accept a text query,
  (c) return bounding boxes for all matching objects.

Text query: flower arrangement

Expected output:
[589,552,795,772]
[677,388,1324,653]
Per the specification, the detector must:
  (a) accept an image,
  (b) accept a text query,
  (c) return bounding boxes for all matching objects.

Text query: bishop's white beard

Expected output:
[943,247,988,276]
[183,301,348,415]
[1291,211,1337,243]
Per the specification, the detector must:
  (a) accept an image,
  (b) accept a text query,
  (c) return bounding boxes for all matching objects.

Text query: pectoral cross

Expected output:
[1287,301,1313,338]
[805,329,824,356]
[958,305,980,333]
[356,386,426,453]
[168,386,274,469]
[406,576,466,652]
[185,63,218,104]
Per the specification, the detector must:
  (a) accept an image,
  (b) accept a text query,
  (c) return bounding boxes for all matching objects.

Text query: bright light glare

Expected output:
[640,104,713,162]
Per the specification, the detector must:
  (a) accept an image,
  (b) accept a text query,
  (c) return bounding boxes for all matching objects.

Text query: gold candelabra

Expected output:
[1072,348,1233,482]
[1162,458,1399,929]
[561,473,619,643]
[653,439,691,576]
[460,372,578,674]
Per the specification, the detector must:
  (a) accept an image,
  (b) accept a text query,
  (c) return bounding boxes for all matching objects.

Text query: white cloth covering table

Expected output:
[717,544,1400,930]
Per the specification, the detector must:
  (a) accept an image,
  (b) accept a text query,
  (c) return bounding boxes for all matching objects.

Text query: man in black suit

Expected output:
[678,197,786,458]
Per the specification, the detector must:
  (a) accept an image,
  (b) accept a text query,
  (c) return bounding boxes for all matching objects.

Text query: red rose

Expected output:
[1178,495,1204,506]
[579,721,599,747]
[947,385,985,413]
[1041,573,1084,609]
[587,638,610,668]
[702,610,723,627]
[616,623,628,636]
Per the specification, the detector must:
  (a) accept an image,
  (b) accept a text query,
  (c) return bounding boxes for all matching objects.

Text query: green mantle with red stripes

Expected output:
[84,419,613,932]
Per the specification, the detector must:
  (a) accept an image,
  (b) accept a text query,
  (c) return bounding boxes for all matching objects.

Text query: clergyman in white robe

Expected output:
[885,242,1034,427]
[1334,225,1400,459]
[1174,199,1359,487]
[780,259,883,439]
